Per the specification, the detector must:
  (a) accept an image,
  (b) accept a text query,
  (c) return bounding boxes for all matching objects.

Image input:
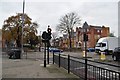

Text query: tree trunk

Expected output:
[16,39,21,48]
[16,27,21,48]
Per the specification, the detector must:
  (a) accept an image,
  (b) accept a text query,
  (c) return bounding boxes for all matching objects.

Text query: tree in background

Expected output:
[2,13,39,48]
[56,12,81,51]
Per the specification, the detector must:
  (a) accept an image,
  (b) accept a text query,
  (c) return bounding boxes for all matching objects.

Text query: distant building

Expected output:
[76,25,109,48]
[58,25,110,49]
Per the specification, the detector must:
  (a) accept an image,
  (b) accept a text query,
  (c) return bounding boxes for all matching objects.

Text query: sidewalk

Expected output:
[2,51,79,79]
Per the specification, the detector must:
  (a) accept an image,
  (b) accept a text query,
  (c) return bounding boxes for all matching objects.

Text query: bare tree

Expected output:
[56,12,81,51]
[52,32,58,47]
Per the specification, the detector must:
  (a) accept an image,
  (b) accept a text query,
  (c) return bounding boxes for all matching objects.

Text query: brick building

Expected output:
[76,25,109,48]
[58,25,109,49]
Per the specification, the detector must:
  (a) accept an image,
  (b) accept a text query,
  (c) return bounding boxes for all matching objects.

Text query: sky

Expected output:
[0,0,119,37]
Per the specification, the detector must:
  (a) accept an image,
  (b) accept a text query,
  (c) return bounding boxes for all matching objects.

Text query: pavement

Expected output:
[2,51,80,79]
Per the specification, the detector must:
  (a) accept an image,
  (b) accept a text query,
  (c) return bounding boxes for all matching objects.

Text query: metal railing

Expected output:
[53,53,120,80]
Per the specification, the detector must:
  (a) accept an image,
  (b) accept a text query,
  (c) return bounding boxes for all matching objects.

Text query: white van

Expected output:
[95,37,118,54]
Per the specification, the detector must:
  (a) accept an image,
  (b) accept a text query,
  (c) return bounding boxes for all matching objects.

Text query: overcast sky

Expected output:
[0,0,119,37]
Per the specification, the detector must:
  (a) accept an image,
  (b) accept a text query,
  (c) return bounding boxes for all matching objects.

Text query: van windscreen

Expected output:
[101,43,106,47]
[96,43,101,47]
[96,43,106,47]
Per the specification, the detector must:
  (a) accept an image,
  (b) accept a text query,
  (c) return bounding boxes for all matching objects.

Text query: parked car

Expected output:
[87,48,95,52]
[49,48,63,53]
[112,47,120,61]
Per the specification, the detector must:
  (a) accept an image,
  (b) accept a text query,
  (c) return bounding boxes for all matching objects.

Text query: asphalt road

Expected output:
[62,51,120,65]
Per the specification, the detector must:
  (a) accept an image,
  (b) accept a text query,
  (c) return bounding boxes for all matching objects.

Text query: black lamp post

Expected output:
[82,21,89,80]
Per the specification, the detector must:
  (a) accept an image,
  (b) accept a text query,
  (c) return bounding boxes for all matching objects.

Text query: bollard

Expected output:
[100,51,106,60]
[82,51,85,57]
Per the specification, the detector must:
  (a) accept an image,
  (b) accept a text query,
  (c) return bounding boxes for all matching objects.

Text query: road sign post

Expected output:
[42,31,47,67]
[47,25,52,64]
[44,40,46,67]
[47,42,49,64]
[83,22,89,80]
[42,25,52,67]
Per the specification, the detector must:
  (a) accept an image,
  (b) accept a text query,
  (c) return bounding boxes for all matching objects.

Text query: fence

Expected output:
[53,53,120,80]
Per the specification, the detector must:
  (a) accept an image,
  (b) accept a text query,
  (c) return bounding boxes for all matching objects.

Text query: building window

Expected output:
[87,29,89,32]
[97,30,100,32]
[98,35,100,38]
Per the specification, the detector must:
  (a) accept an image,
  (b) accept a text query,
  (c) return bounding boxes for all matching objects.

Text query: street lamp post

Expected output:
[21,0,25,57]
[82,21,89,80]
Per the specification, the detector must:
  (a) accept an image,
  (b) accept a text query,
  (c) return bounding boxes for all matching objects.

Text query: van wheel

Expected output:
[113,56,118,61]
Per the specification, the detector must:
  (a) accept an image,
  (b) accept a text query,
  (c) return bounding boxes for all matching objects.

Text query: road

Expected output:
[62,51,120,65]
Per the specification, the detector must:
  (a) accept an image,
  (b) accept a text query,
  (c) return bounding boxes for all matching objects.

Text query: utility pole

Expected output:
[21,0,25,54]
